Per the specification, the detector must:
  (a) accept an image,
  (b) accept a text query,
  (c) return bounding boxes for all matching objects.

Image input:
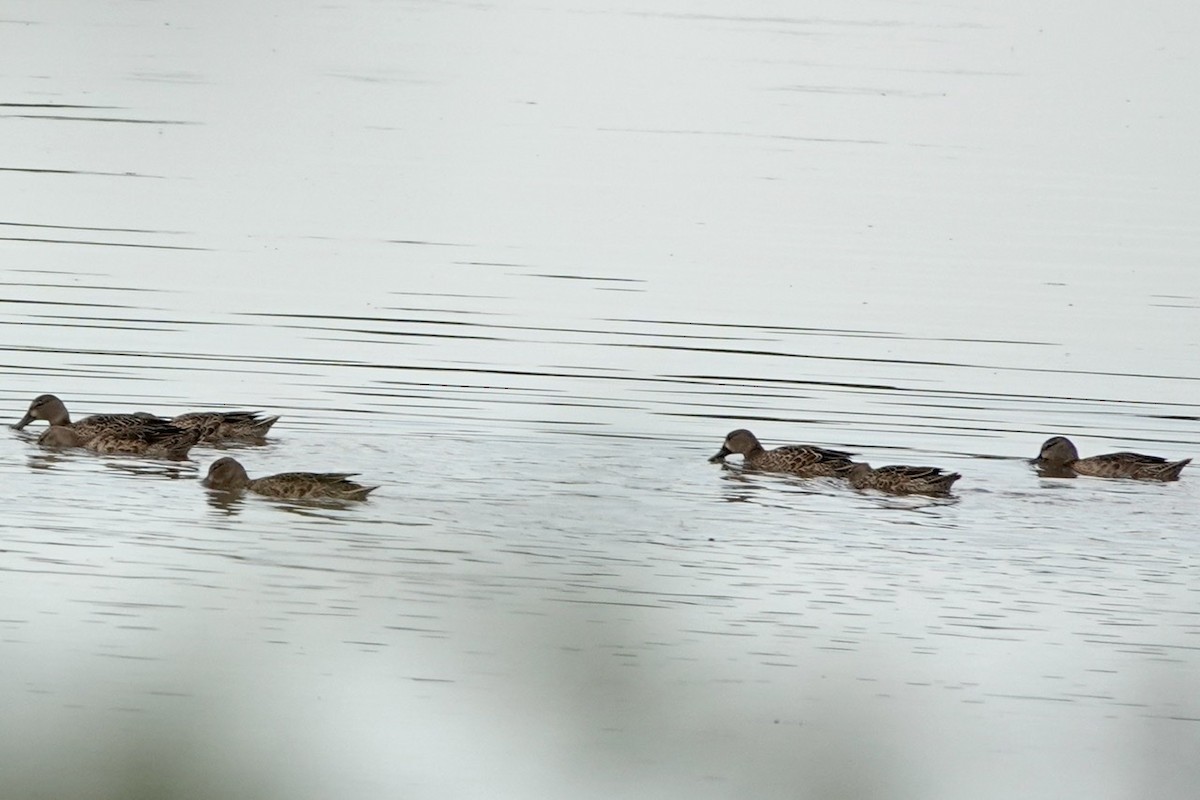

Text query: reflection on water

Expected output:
[3,0,1199,798]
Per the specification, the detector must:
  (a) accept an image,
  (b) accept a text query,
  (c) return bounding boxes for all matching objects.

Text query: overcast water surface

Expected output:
[2,2,1198,799]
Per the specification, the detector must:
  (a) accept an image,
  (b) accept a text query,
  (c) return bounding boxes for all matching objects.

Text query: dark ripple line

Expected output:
[661,410,1044,439]
[339,388,634,412]
[0,220,186,234]
[23,313,178,323]
[373,364,687,386]
[551,597,670,610]
[606,316,1057,346]
[983,693,1076,703]
[0,282,160,293]
[670,373,1200,409]
[0,166,158,177]
[387,238,470,247]
[0,236,205,251]
[631,342,1200,383]
[2,340,376,379]
[1081,639,1200,652]
[0,320,172,332]
[248,309,1056,352]
[308,329,500,343]
[3,343,369,370]
[247,311,779,344]
[390,291,506,301]
[4,114,197,125]
[527,273,646,283]
[0,102,120,108]
[0,298,144,309]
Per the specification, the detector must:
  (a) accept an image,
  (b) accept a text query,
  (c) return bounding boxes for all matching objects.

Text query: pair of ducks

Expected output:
[710,429,961,495]
[710,429,1191,493]
[14,394,377,501]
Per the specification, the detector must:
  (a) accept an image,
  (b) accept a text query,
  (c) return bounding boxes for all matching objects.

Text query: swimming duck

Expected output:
[38,420,209,460]
[202,456,378,501]
[139,410,280,442]
[1035,436,1190,481]
[848,462,961,496]
[709,429,856,477]
[14,394,177,443]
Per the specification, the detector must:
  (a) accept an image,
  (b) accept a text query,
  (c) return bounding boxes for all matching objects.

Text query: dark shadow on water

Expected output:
[1034,462,1078,480]
[23,447,197,480]
[712,462,850,500]
[266,498,375,520]
[15,426,202,476]
[193,438,276,454]
[203,488,247,516]
[101,460,195,481]
[847,488,962,512]
[204,487,372,519]
[25,451,72,472]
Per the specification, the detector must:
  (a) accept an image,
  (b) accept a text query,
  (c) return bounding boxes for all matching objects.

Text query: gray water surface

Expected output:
[2,1,1198,798]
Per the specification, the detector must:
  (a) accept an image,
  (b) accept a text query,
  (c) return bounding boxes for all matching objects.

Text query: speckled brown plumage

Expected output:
[163,411,279,442]
[709,429,855,477]
[38,421,207,460]
[15,394,176,443]
[1036,436,1189,481]
[848,463,960,496]
[203,456,377,501]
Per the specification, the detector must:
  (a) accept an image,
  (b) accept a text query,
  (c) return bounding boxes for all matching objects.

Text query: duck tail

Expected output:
[1163,458,1190,481]
[350,485,379,500]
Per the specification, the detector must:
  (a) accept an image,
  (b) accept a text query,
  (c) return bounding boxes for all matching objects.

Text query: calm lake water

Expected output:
[2,1,1198,798]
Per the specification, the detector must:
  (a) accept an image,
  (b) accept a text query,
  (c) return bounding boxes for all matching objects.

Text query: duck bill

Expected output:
[708,446,732,463]
[12,412,34,430]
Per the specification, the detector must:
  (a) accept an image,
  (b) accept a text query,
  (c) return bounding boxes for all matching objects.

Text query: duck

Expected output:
[14,393,178,443]
[137,410,280,442]
[202,456,378,501]
[848,462,961,496]
[38,419,210,460]
[1035,436,1190,481]
[709,429,856,478]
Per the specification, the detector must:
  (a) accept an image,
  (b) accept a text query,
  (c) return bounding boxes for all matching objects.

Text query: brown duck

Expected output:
[138,410,280,442]
[1035,436,1189,481]
[848,463,961,496]
[38,420,210,460]
[202,457,378,501]
[709,429,855,478]
[15,394,174,443]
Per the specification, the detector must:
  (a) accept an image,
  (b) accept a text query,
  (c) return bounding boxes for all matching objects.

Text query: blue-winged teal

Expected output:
[202,457,377,501]
[1035,436,1190,481]
[16,394,280,445]
[14,394,175,442]
[709,429,856,477]
[848,462,961,496]
[38,420,210,460]
[139,411,280,442]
